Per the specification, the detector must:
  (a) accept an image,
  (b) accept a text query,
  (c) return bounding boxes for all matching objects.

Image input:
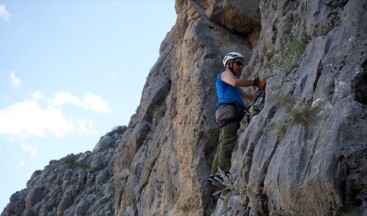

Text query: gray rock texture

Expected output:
[2,0,367,215]
[1,127,125,216]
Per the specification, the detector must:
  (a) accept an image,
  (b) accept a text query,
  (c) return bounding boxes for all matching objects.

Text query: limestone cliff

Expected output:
[114,0,367,215]
[1,127,125,216]
[2,0,367,215]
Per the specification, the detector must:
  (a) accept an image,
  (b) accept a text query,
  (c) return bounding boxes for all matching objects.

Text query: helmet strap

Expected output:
[228,61,235,75]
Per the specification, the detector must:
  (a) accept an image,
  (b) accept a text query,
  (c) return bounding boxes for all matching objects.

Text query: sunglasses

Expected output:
[234,61,243,67]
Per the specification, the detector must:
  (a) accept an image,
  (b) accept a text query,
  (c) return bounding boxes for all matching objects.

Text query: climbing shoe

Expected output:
[207,175,226,190]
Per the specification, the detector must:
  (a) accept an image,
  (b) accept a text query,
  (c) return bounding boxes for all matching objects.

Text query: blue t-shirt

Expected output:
[216,73,246,110]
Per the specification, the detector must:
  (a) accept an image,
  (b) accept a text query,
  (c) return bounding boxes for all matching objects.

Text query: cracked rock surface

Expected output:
[3,0,367,215]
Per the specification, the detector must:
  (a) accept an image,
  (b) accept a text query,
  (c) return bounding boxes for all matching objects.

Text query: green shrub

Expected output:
[290,103,317,125]
[63,154,77,165]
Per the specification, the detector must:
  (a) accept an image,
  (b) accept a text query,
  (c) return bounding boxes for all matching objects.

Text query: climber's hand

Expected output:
[253,77,266,88]
[257,80,266,88]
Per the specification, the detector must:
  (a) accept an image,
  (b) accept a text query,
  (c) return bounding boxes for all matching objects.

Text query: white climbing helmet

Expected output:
[223,52,244,67]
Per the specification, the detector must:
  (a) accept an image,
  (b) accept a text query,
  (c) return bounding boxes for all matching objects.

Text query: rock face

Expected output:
[3,0,367,215]
[229,0,367,215]
[1,127,125,216]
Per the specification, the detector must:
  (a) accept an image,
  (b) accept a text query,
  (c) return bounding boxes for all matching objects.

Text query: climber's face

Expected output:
[232,58,243,74]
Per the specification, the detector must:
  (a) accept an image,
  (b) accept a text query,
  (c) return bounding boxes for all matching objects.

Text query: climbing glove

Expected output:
[253,77,266,88]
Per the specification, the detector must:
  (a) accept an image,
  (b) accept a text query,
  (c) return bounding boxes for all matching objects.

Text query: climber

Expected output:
[208,51,265,188]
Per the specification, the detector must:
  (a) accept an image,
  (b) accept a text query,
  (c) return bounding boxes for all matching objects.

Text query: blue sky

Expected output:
[0,0,176,211]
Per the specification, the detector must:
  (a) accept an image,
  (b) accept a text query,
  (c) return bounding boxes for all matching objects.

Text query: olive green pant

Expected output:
[211,121,240,175]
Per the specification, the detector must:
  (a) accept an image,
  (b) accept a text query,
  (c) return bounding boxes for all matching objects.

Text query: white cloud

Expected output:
[10,71,21,87]
[33,91,111,113]
[0,5,11,22]
[82,92,111,113]
[0,100,74,138]
[52,91,81,107]
[0,91,110,139]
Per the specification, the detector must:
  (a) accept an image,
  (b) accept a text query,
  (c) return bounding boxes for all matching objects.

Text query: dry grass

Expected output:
[290,104,317,125]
